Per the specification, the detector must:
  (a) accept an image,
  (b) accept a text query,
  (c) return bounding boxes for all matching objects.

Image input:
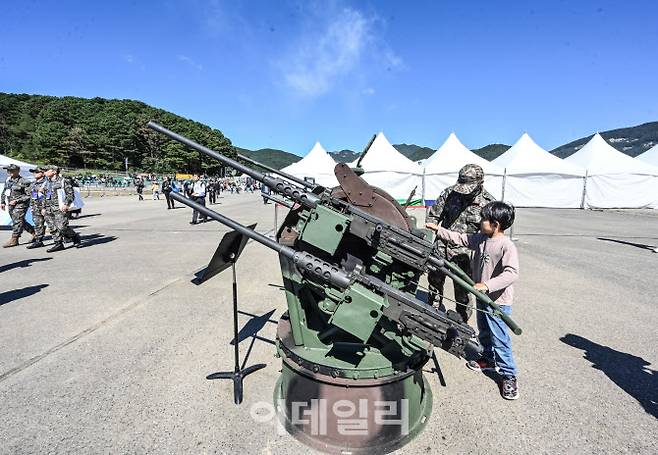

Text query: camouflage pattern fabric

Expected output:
[29,177,48,241]
[427,184,495,258]
[4,176,34,237]
[9,204,35,237]
[44,206,75,243]
[43,176,76,243]
[2,175,32,206]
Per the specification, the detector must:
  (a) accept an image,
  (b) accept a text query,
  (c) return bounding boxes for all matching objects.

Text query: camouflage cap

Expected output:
[29,166,46,173]
[2,164,20,171]
[44,164,60,172]
[453,164,484,194]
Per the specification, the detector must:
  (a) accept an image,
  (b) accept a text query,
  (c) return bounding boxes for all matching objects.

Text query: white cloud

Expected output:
[279,7,373,97]
[122,54,135,64]
[177,54,203,71]
[277,5,404,98]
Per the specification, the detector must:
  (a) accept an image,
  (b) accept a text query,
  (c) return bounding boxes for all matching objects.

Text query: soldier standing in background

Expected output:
[2,164,35,248]
[207,179,217,205]
[426,164,495,323]
[26,166,48,249]
[43,165,81,252]
[161,176,175,209]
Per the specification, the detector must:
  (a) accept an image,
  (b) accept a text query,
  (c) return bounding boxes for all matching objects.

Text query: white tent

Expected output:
[636,144,658,167]
[424,133,505,203]
[565,133,658,209]
[493,133,586,208]
[1,154,38,226]
[351,132,424,204]
[281,142,338,187]
[1,154,36,180]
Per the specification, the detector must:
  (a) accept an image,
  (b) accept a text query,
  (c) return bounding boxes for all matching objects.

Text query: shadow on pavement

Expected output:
[0,284,49,306]
[561,333,658,420]
[0,257,52,274]
[78,233,118,248]
[75,213,102,219]
[233,309,277,371]
[597,237,657,251]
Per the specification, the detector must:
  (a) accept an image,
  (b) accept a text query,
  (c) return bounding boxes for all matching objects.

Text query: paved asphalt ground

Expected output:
[1,194,657,454]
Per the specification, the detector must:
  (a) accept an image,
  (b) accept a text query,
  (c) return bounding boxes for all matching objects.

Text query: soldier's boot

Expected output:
[26,239,45,249]
[46,242,65,253]
[72,233,82,247]
[3,236,19,248]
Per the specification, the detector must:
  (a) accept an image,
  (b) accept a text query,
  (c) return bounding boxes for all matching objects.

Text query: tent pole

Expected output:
[501,168,507,201]
[581,170,588,210]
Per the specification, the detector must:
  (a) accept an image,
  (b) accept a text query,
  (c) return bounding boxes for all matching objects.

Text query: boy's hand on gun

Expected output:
[425,222,439,231]
[474,283,489,292]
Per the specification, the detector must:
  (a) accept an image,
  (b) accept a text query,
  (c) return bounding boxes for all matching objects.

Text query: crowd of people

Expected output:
[131,174,263,224]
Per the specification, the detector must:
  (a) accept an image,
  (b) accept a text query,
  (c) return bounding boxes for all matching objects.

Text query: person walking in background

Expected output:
[26,166,48,249]
[207,179,217,204]
[151,181,160,200]
[43,165,81,252]
[134,176,145,201]
[162,176,175,209]
[426,164,495,323]
[1,164,35,248]
[190,174,207,224]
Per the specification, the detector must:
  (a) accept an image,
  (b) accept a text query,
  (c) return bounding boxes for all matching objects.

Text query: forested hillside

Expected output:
[0,93,233,174]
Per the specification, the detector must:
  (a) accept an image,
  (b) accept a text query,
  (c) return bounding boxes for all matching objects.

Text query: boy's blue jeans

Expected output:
[476,303,517,378]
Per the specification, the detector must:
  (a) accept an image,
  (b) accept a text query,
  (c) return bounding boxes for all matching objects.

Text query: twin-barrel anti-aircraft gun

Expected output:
[146,122,522,454]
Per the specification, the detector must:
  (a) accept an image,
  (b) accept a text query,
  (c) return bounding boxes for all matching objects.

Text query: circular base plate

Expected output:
[273,360,432,454]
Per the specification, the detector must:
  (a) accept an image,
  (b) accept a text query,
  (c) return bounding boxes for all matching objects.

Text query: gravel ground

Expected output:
[0,195,656,454]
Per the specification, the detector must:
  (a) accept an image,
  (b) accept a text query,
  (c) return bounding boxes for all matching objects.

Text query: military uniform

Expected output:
[26,167,48,248]
[2,164,35,247]
[43,169,80,251]
[426,164,495,322]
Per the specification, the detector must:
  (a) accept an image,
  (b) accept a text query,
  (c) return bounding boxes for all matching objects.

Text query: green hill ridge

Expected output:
[0,92,233,174]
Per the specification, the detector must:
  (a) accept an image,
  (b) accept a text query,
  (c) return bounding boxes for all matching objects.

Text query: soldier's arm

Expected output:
[1,180,7,207]
[16,179,32,204]
[62,178,75,205]
[427,188,449,224]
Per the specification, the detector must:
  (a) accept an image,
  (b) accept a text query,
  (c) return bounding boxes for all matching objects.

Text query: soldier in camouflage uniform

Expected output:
[2,164,35,248]
[43,165,81,252]
[425,164,495,322]
[26,166,48,249]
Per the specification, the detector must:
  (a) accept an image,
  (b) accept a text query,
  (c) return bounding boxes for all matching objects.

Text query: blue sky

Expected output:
[1,0,657,156]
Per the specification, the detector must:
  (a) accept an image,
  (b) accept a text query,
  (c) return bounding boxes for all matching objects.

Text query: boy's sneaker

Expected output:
[500,376,519,400]
[466,358,498,372]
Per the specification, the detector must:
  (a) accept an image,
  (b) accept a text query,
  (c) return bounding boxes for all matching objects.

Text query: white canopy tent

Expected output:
[423,133,504,203]
[493,133,586,208]
[565,133,658,209]
[636,144,658,167]
[281,142,338,187]
[350,132,424,204]
[1,154,38,226]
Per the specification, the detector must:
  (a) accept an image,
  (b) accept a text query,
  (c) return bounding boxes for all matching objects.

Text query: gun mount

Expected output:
[148,122,521,454]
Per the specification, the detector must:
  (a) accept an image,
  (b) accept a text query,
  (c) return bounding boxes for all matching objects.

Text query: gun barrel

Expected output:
[237,153,315,189]
[440,259,523,335]
[147,121,265,183]
[263,193,294,209]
